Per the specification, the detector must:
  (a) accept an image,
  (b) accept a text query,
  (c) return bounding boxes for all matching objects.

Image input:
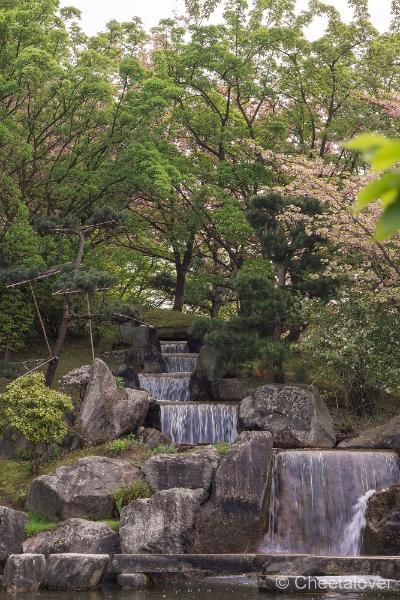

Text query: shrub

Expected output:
[114,479,152,515]
[0,373,73,472]
[106,434,135,455]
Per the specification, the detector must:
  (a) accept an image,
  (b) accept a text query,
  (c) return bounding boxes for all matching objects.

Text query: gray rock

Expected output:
[23,518,119,556]
[45,553,109,590]
[26,456,141,521]
[339,416,400,449]
[76,359,149,444]
[217,378,253,402]
[0,506,27,567]
[137,426,172,449]
[200,431,273,553]
[2,554,46,592]
[142,447,219,492]
[145,397,162,430]
[118,573,153,589]
[189,345,225,402]
[238,384,335,448]
[119,488,208,554]
[363,485,400,555]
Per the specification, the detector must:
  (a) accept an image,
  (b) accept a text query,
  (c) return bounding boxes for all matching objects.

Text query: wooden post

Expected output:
[29,282,53,359]
[86,294,95,365]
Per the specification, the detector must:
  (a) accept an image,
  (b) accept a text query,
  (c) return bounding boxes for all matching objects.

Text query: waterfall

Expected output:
[263,450,400,556]
[163,353,198,373]
[340,489,376,556]
[138,373,191,402]
[161,402,238,445]
[160,341,189,354]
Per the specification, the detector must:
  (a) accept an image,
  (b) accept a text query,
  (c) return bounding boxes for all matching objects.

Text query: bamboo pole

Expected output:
[29,282,53,359]
[86,294,95,365]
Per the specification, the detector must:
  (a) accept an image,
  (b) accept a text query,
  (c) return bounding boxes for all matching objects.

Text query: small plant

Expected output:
[115,376,125,389]
[0,373,73,472]
[213,443,231,455]
[91,518,120,531]
[113,479,152,515]
[106,434,135,455]
[25,513,57,537]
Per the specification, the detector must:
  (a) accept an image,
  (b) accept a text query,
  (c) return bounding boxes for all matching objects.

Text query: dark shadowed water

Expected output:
[1,582,400,600]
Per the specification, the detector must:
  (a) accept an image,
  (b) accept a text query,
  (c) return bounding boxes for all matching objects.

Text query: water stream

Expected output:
[262,449,400,556]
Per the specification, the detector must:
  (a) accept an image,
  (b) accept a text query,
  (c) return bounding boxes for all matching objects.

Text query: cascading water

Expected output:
[162,353,198,373]
[161,402,238,445]
[160,341,189,354]
[138,340,238,444]
[262,449,400,556]
[138,373,191,402]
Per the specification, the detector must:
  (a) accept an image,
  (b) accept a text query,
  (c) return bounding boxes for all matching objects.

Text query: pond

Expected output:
[1,581,399,600]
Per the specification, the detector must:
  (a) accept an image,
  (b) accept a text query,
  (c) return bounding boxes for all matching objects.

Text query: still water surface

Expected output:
[1,582,399,600]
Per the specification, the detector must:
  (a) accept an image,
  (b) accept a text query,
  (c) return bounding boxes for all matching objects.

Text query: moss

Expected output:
[25,513,57,537]
[0,458,31,508]
[213,442,231,455]
[97,519,120,531]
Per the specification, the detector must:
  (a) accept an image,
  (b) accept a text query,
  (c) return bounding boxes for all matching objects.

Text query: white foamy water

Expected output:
[262,450,400,556]
[138,373,191,402]
[163,353,198,373]
[161,402,238,445]
[160,341,189,353]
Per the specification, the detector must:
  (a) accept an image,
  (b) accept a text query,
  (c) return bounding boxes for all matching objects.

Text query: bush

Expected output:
[114,479,152,515]
[0,373,73,472]
[106,434,135,455]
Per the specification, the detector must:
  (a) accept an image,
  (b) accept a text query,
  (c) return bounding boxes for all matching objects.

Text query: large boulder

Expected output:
[23,518,119,556]
[45,553,109,590]
[119,488,208,554]
[136,426,172,449]
[363,485,400,555]
[76,359,149,444]
[200,431,273,553]
[189,345,225,402]
[142,447,219,492]
[2,554,46,592]
[0,507,27,568]
[26,456,141,521]
[238,384,335,448]
[217,378,253,402]
[339,416,400,449]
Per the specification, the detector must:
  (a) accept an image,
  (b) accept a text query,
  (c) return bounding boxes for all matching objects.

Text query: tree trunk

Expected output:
[45,296,69,387]
[173,266,186,312]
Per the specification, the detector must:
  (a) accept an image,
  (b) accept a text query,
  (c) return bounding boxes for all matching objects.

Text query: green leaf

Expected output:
[355,173,400,211]
[375,199,400,240]
[346,134,389,152]
[371,141,400,171]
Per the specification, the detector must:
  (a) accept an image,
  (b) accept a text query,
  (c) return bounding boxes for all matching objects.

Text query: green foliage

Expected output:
[106,434,135,455]
[149,444,178,456]
[213,443,231,455]
[0,373,73,471]
[298,293,400,414]
[25,513,57,537]
[0,289,34,355]
[113,479,152,515]
[347,135,400,239]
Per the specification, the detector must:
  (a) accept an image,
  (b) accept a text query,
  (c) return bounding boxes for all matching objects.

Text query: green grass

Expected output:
[97,519,120,531]
[141,308,196,329]
[213,442,231,455]
[113,479,152,515]
[149,444,178,456]
[106,434,136,455]
[25,513,57,537]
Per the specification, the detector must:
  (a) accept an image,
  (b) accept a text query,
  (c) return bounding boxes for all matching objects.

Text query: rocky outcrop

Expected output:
[45,554,109,590]
[76,359,149,444]
[339,416,400,449]
[136,427,172,449]
[144,398,162,431]
[26,456,141,521]
[23,519,119,556]
[2,554,46,592]
[217,378,253,402]
[189,345,224,402]
[238,384,336,448]
[200,431,273,553]
[114,365,140,389]
[363,485,400,555]
[119,488,208,554]
[0,507,27,568]
[142,447,219,492]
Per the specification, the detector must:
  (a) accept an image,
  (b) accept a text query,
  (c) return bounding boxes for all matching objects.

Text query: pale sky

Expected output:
[59,0,392,37]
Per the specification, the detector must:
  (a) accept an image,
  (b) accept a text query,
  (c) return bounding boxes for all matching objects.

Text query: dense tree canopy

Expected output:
[0,0,399,403]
